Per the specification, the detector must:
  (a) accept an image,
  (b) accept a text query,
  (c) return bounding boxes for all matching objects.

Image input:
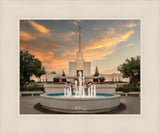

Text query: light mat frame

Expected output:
[0,0,159,134]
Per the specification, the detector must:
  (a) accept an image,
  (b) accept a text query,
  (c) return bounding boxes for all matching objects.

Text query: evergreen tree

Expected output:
[94,66,100,76]
[93,66,99,82]
[62,70,66,82]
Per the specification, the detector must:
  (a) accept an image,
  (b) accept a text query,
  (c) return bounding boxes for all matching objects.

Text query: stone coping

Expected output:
[95,84,116,87]
[40,93,120,101]
[44,83,116,88]
[44,84,69,88]
[34,103,126,114]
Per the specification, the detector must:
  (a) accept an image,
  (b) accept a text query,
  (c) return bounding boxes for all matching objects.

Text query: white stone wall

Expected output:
[44,84,69,94]
[69,60,91,76]
[102,73,130,83]
[30,73,129,83]
[40,94,120,112]
[30,73,57,82]
[84,62,91,76]
[101,74,113,81]
[76,59,84,71]
[69,62,76,76]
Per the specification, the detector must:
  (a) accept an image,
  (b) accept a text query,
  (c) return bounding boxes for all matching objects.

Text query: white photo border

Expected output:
[0,0,159,134]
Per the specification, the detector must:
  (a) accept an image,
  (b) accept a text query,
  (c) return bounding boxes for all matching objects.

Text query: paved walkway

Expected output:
[20,96,140,114]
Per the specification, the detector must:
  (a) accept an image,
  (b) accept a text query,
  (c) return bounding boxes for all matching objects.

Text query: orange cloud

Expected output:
[126,43,134,47]
[22,49,69,72]
[20,43,70,73]
[63,32,77,41]
[85,30,135,50]
[79,29,135,61]
[119,43,134,49]
[20,25,136,73]
[20,31,36,41]
[62,50,76,59]
[20,45,26,50]
[118,23,137,29]
[49,51,54,56]
[70,20,82,26]
[51,31,78,41]
[125,23,137,28]
[28,20,50,33]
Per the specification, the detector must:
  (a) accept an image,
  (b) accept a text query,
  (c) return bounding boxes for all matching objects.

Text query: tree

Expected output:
[20,50,45,85]
[61,70,66,82]
[94,66,99,76]
[93,66,99,82]
[117,56,140,87]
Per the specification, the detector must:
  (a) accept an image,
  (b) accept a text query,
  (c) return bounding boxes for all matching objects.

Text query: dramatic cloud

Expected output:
[53,31,78,41]
[20,31,36,41]
[20,44,69,72]
[80,29,135,61]
[28,20,50,33]
[125,43,134,47]
[118,43,134,49]
[53,28,135,64]
[20,20,140,73]
[21,27,135,72]
[49,51,54,56]
[125,23,137,28]
[85,30,134,50]
[117,22,138,29]
[69,20,82,27]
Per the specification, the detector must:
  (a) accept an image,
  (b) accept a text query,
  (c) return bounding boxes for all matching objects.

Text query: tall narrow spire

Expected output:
[79,26,81,52]
[76,26,83,60]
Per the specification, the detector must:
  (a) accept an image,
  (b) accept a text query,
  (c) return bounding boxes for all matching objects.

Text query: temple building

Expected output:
[69,26,91,77]
[30,26,130,83]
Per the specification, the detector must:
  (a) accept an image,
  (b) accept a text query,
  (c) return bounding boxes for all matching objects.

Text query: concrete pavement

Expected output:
[20,96,140,114]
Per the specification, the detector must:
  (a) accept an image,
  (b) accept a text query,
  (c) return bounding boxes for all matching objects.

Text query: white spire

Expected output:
[79,26,81,52]
[76,26,83,60]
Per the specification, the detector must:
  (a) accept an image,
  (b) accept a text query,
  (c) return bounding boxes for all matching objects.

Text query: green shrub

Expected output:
[20,83,44,91]
[62,78,66,82]
[93,79,98,82]
[99,77,105,82]
[116,83,140,93]
[53,78,60,82]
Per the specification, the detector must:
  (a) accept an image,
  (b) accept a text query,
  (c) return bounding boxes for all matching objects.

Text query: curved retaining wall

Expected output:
[44,84,68,94]
[40,94,120,113]
[44,83,117,94]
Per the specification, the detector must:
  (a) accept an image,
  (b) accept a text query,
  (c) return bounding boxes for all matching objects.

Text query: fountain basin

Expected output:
[40,93,120,113]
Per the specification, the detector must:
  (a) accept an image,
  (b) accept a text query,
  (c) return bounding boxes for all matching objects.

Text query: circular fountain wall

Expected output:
[40,71,120,113]
[40,93,120,113]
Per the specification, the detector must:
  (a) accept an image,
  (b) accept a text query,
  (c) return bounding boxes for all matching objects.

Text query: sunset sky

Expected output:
[20,20,140,74]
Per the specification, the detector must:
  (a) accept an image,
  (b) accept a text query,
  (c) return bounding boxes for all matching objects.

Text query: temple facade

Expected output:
[30,26,130,83]
[69,26,91,76]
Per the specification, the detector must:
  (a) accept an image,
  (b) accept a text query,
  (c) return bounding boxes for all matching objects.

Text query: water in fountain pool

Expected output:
[47,93,113,97]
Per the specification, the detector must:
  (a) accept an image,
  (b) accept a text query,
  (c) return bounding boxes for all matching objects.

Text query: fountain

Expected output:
[40,71,120,113]
[64,71,96,98]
